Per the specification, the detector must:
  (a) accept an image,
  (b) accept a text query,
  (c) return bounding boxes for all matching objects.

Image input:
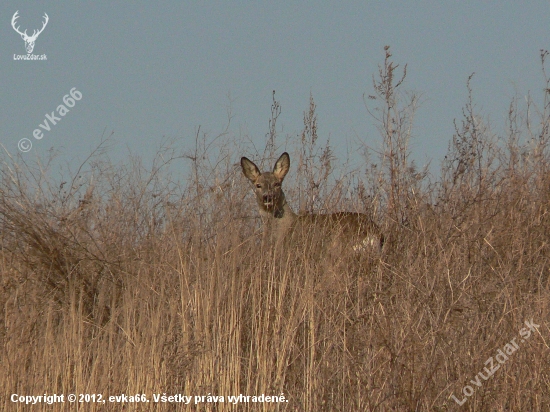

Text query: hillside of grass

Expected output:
[1,47,550,411]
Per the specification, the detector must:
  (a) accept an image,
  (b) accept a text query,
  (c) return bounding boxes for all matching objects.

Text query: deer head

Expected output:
[241,152,291,218]
[12,11,49,54]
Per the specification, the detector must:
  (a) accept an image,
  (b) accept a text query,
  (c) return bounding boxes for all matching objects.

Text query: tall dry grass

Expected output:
[1,47,550,411]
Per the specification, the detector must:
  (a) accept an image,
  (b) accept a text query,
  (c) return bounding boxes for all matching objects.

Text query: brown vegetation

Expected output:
[1,47,550,411]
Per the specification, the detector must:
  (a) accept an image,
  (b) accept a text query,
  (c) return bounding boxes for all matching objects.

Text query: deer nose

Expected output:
[263,193,273,203]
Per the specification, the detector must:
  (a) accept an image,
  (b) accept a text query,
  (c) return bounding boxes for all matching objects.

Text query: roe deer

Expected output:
[241,152,383,254]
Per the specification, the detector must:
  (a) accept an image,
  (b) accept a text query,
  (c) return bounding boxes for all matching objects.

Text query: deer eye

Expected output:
[274,182,281,187]
[256,184,262,188]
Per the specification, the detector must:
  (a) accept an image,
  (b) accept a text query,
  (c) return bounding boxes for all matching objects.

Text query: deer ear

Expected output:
[241,157,261,182]
[273,152,290,180]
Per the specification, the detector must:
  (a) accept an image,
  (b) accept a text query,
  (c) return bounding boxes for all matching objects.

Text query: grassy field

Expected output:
[2,48,550,411]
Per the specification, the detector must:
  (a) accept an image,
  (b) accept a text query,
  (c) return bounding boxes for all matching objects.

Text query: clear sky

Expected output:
[2,1,550,174]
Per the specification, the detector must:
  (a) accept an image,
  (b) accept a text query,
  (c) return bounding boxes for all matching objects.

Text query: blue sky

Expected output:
[2,1,550,174]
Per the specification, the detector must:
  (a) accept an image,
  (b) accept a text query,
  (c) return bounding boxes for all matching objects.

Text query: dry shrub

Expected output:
[1,48,550,411]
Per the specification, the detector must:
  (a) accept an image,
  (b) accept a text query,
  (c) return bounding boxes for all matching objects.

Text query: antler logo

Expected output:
[11,11,49,54]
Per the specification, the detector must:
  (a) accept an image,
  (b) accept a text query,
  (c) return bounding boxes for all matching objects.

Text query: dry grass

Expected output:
[2,47,550,411]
